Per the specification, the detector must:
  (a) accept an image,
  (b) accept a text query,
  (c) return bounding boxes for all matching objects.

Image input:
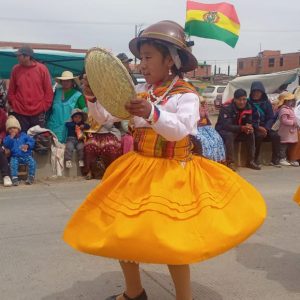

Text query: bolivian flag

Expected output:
[185,1,240,48]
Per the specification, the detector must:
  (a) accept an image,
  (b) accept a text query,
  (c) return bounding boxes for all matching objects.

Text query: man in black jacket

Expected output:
[216,89,261,171]
[248,81,281,166]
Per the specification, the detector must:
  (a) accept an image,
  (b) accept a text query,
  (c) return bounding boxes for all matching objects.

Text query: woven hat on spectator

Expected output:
[85,47,135,119]
[129,20,198,72]
[55,71,80,86]
[6,115,21,131]
[70,108,88,122]
[277,92,295,107]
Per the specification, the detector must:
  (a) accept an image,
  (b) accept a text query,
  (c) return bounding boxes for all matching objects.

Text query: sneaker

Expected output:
[247,161,261,170]
[279,159,291,166]
[289,161,300,167]
[12,177,19,186]
[78,160,85,167]
[254,159,262,167]
[25,176,35,185]
[3,176,12,187]
[66,160,72,168]
[270,161,281,168]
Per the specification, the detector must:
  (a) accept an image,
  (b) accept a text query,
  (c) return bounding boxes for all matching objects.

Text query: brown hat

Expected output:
[129,20,198,72]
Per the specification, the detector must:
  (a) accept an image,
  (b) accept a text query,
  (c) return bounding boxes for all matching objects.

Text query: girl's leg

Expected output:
[168,264,193,300]
[117,261,144,300]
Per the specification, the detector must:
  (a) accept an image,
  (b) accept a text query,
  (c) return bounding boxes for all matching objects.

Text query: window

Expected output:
[203,86,215,93]
[217,87,226,93]
[280,57,284,67]
[269,58,275,67]
[239,61,244,69]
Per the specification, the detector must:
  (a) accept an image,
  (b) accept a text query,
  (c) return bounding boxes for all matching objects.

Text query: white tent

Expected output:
[222,68,300,103]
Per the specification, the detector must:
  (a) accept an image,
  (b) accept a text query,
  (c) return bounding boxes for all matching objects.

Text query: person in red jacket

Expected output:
[7,46,54,132]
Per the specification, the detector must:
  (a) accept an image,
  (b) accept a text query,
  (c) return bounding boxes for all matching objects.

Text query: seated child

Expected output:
[0,108,12,187]
[3,116,36,186]
[64,109,90,168]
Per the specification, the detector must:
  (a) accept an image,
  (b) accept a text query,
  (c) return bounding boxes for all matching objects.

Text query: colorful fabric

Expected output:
[63,152,266,264]
[294,186,300,205]
[185,1,240,48]
[137,78,197,105]
[196,126,226,162]
[7,62,53,115]
[46,88,84,143]
[133,127,192,161]
[10,155,36,177]
[83,133,122,178]
[0,108,7,141]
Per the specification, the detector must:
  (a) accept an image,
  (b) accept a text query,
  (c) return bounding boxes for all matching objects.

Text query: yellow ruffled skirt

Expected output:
[294,186,300,205]
[63,152,266,265]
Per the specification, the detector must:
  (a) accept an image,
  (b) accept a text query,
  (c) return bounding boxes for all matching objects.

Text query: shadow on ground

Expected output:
[42,270,223,300]
[236,243,300,293]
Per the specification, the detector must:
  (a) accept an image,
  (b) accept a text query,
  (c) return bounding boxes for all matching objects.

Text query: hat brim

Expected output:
[55,76,81,86]
[71,111,88,122]
[129,37,198,73]
[85,47,135,120]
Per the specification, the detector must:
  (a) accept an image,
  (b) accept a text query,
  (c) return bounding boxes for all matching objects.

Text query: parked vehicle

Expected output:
[202,85,226,105]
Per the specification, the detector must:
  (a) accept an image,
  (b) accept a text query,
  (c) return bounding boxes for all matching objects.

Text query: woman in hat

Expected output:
[276,92,299,166]
[46,71,87,143]
[64,21,266,300]
[194,96,226,162]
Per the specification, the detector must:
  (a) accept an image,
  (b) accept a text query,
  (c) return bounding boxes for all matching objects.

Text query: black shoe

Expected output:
[254,159,262,167]
[12,178,19,186]
[25,176,35,185]
[248,161,261,170]
[270,160,281,168]
[106,289,148,300]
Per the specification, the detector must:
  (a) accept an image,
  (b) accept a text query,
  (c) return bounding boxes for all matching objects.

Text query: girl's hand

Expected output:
[125,99,152,119]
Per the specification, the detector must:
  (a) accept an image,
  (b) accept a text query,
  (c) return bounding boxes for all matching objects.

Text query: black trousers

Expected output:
[218,130,255,163]
[0,147,10,177]
[254,129,281,163]
[11,112,46,132]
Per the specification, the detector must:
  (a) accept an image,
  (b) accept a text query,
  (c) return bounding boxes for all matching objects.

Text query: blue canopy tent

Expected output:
[0,48,86,79]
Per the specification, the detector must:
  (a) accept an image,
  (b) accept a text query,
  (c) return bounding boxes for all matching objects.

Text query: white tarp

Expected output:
[222,68,300,103]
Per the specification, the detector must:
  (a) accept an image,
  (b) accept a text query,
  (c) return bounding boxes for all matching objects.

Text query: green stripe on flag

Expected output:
[185,20,239,48]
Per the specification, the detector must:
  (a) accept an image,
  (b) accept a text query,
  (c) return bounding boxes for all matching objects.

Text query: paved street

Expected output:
[0,167,299,300]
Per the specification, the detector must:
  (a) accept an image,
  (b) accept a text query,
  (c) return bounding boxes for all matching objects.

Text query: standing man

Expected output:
[248,81,281,167]
[116,53,138,85]
[216,89,261,171]
[7,46,53,132]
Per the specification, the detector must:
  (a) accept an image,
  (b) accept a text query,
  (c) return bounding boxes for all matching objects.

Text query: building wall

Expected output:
[238,50,300,76]
[186,65,212,78]
[0,41,87,53]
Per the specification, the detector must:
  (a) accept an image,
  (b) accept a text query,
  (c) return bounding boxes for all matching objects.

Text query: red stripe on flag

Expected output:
[187,1,240,25]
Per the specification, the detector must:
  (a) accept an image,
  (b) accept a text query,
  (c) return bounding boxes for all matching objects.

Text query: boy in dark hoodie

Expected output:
[249,81,281,167]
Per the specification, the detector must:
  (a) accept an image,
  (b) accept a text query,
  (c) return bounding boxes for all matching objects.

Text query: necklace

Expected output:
[147,75,179,105]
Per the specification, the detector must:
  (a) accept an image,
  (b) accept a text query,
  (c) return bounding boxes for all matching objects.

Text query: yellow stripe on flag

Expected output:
[186,10,240,36]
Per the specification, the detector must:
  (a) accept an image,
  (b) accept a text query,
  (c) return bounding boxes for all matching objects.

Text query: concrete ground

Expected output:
[0,166,299,300]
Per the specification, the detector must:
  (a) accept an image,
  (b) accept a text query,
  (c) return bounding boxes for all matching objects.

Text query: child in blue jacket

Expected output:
[3,116,36,186]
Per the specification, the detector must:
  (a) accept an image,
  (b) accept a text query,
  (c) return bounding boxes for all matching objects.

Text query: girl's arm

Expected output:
[151,93,199,141]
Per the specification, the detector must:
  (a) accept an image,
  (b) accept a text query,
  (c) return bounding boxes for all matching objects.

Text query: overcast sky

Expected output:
[1,0,300,74]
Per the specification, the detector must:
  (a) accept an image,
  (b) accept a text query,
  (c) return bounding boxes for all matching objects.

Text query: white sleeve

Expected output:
[152,93,200,141]
[87,101,121,125]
